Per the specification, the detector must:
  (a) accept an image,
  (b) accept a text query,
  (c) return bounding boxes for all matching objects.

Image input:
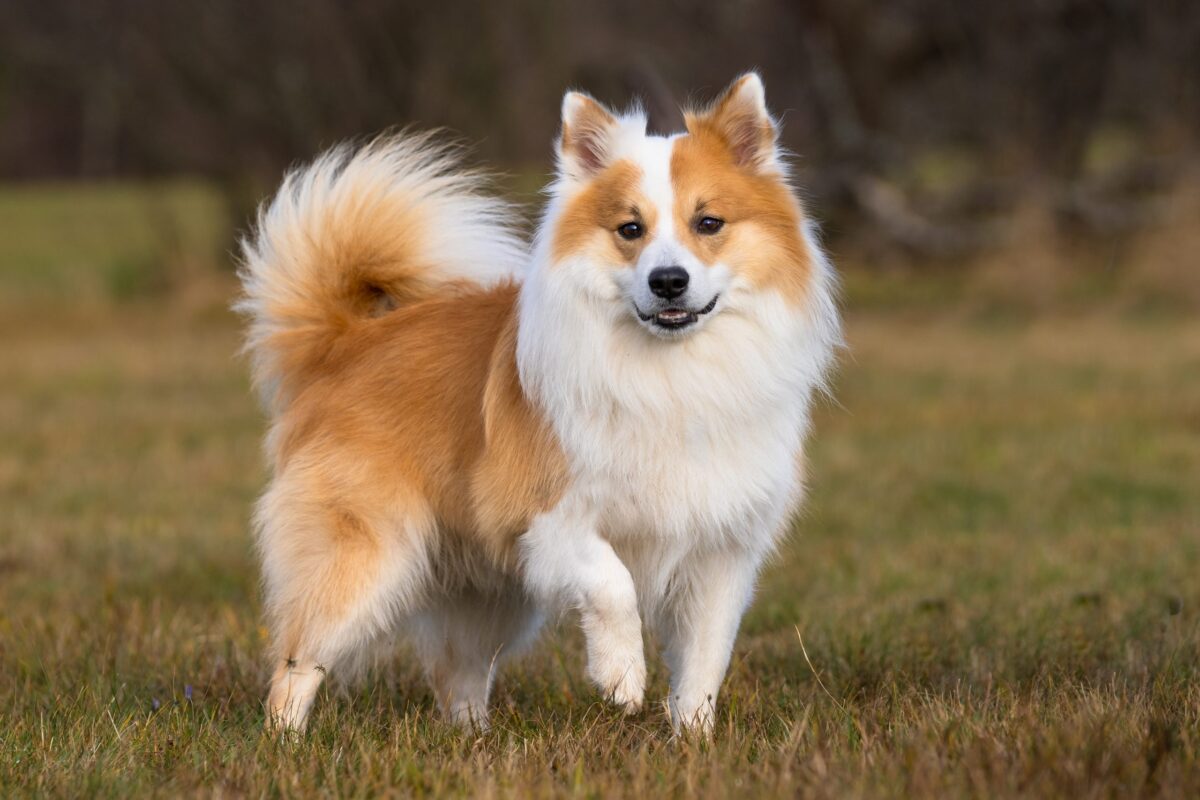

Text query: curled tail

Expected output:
[236,131,527,413]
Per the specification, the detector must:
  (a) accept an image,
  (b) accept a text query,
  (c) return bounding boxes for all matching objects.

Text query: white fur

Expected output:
[517,108,840,731]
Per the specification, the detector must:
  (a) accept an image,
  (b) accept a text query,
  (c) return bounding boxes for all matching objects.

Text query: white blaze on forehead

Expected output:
[615,132,732,321]
[627,135,680,249]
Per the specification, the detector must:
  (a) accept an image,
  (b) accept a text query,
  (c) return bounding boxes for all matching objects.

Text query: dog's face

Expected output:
[547,74,813,340]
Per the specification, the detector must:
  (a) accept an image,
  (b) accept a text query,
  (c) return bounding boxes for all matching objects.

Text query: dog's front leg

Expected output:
[519,500,646,712]
[662,549,762,734]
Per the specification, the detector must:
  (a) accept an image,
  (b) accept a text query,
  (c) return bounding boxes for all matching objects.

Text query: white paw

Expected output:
[445,701,491,731]
[670,693,717,735]
[582,611,646,712]
[588,650,646,712]
[265,661,325,733]
[587,650,646,712]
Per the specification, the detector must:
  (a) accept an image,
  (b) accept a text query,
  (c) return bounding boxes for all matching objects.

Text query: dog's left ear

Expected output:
[688,72,780,173]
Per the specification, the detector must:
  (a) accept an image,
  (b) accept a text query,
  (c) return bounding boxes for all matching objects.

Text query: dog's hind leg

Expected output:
[258,484,432,732]
[411,586,542,728]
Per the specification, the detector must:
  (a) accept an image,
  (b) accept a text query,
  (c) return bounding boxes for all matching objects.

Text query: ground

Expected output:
[1,182,1198,797]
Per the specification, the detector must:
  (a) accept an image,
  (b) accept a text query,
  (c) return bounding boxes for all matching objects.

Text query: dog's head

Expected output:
[543,73,816,340]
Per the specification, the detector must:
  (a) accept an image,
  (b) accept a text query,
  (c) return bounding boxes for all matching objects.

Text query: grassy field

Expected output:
[2,182,1199,797]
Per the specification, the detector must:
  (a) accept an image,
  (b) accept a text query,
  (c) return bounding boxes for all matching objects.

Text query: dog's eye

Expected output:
[616,221,644,240]
[696,216,725,235]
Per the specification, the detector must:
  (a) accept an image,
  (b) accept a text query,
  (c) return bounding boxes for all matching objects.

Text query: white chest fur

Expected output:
[518,271,838,556]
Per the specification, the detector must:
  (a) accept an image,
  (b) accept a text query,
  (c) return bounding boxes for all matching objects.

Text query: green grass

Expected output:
[0,180,229,312]
[2,183,1199,797]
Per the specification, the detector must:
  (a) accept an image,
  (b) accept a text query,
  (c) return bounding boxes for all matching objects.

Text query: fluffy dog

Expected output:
[238,73,840,734]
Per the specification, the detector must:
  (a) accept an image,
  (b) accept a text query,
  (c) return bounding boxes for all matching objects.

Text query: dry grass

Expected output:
[2,182,1199,797]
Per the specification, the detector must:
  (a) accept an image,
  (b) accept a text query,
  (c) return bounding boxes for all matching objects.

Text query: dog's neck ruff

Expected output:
[515,210,840,550]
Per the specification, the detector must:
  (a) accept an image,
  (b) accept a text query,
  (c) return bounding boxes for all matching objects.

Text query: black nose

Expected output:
[648,266,689,300]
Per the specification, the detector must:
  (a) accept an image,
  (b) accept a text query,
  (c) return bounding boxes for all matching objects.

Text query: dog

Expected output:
[237,72,840,734]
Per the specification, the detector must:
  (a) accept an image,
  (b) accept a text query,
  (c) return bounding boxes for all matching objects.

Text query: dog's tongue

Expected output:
[657,309,690,323]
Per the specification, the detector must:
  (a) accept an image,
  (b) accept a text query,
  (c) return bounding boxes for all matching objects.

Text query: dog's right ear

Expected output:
[558,92,620,181]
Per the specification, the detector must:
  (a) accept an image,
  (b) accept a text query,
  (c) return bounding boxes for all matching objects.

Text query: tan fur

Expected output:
[687,74,779,171]
[671,126,812,305]
[551,159,655,266]
[255,283,566,727]
[472,306,570,562]
[238,136,565,727]
[237,134,523,414]
[272,282,566,564]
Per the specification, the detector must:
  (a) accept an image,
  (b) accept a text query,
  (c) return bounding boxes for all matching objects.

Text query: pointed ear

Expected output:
[688,72,779,172]
[558,91,620,179]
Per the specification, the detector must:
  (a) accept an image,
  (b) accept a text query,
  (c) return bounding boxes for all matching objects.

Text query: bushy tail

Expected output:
[236,131,527,413]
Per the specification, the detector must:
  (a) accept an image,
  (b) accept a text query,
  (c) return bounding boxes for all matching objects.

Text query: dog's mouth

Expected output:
[635,294,719,330]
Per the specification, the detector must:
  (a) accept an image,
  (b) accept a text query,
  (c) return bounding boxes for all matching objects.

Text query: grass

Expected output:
[2,182,1199,797]
[0,180,229,314]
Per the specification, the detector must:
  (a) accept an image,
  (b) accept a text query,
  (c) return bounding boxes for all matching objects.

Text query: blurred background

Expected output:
[1,0,1198,315]
[3,4,1200,794]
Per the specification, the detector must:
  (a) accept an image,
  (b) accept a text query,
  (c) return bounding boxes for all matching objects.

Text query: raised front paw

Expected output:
[586,643,646,713]
[581,608,646,713]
